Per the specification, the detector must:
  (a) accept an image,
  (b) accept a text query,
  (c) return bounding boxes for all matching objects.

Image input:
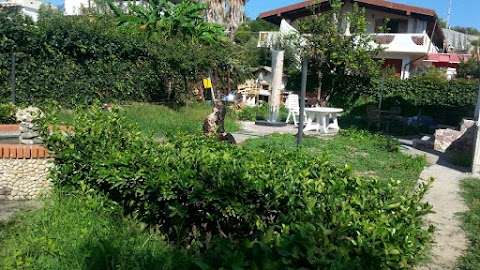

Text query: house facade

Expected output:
[0,0,56,21]
[258,0,452,79]
[64,0,182,16]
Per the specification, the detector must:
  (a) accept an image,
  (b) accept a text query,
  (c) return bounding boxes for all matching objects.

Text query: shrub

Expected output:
[0,103,16,124]
[42,107,435,269]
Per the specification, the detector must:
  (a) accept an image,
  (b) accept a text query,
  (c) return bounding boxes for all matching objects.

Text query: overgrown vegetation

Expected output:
[0,103,16,124]
[0,193,192,269]
[0,4,252,107]
[244,131,427,189]
[459,178,480,269]
[35,107,435,269]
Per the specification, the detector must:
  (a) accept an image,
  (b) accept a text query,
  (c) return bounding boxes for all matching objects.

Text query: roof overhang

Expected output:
[260,0,437,22]
[424,53,469,64]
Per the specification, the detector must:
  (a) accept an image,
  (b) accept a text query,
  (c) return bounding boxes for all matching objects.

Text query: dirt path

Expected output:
[0,201,41,222]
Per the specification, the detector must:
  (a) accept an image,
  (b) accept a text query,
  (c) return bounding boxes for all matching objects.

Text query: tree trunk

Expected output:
[203,101,236,144]
[202,0,226,25]
[317,70,323,102]
[184,75,190,107]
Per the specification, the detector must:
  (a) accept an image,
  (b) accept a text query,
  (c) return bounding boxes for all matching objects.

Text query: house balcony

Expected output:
[258,31,439,55]
[372,33,438,54]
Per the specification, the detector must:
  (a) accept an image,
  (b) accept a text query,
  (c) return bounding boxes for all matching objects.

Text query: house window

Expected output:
[259,33,268,42]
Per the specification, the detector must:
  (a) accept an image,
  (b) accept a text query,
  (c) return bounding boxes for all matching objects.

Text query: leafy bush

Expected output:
[42,107,435,269]
[0,103,16,124]
[343,74,479,125]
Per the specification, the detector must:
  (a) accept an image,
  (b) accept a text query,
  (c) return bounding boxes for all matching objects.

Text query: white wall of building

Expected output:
[0,0,56,21]
[64,0,146,15]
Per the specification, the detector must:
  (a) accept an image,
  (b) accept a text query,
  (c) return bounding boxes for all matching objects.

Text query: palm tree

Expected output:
[201,0,246,38]
[226,0,246,36]
[201,0,225,25]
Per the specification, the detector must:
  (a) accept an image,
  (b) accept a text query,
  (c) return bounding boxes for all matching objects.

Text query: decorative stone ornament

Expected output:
[15,107,45,145]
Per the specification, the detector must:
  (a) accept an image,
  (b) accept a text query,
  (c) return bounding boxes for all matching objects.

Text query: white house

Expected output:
[258,0,450,79]
[63,0,181,16]
[63,0,144,15]
[0,0,56,21]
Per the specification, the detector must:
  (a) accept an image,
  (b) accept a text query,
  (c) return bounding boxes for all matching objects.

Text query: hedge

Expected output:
[42,107,435,269]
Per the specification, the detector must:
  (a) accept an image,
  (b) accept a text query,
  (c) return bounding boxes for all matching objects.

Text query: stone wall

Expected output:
[0,144,53,201]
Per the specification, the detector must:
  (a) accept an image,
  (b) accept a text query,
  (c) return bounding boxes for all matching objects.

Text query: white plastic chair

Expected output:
[285,94,303,126]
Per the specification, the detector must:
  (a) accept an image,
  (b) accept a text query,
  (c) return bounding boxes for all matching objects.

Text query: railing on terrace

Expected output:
[372,33,437,54]
[258,31,439,54]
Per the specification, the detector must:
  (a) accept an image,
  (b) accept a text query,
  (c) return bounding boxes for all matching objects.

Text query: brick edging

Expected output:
[0,144,52,159]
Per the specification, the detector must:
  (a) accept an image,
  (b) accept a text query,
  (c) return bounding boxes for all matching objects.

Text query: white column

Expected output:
[401,57,411,79]
[471,82,480,174]
[268,50,284,122]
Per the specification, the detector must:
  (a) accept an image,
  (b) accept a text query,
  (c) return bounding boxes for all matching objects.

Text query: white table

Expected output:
[303,107,343,133]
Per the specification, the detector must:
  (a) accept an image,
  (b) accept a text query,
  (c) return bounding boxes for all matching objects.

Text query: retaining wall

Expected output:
[0,144,53,200]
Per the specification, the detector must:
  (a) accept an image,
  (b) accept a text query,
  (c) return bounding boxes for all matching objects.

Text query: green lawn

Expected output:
[458,178,480,269]
[0,194,193,269]
[243,131,427,190]
[55,103,240,136]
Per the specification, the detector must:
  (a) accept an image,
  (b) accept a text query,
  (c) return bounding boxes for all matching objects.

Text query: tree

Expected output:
[201,0,247,38]
[298,0,382,103]
[37,3,62,22]
[109,0,226,44]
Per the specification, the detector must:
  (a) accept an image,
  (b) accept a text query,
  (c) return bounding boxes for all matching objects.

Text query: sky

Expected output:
[244,0,479,29]
[42,0,479,29]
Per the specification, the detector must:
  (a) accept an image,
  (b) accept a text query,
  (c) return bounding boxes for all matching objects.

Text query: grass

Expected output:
[0,193,193,270]
[54,103,240,136]
[458,178,480,269]
[243,131,427,190]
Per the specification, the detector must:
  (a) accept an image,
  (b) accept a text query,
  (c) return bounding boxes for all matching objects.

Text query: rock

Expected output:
[20,132,40,139]
[0,195,5,200]
[15,106,45,122]
[19,138,34,145]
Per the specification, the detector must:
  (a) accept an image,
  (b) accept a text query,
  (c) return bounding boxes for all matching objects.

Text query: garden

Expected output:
[1,0,480,269]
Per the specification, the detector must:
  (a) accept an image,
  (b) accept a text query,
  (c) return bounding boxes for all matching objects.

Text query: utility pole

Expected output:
[11,53,16,105]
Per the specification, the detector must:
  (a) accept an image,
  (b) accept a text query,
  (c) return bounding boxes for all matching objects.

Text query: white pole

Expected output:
[471,81,480,174]
[269,50,284,122]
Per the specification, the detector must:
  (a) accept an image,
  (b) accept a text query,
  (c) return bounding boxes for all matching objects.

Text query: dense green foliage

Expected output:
[0,6,249,106]
[298,0,382,102]
[41,108,434,269]
[459,178,480,269]
[0,103,16,124]
[457,58,480,79]
[0,194,192,270]
[341,73,479,125]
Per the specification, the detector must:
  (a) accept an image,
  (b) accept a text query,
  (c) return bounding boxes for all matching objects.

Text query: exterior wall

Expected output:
[22,6,38,21]
[64,0,145,15]
[0,0,56,21]
[0,144,53,201]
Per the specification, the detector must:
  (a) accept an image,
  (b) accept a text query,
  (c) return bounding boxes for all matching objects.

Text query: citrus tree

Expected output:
[298,0,383,103]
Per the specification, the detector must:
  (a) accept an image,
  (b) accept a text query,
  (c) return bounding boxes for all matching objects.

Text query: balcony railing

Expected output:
[258,31,438,54]
[372,33,437,54]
